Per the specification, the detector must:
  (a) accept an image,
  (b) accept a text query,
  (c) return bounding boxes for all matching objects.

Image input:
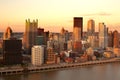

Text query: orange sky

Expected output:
[0,0,120,32]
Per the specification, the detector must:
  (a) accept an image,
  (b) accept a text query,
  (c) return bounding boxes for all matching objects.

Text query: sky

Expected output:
[0,0,120,32]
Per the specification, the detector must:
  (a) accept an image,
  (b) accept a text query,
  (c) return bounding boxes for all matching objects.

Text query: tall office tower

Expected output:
[60,28,70,50]
[108,31,113,47]
[61,27,66,35]
[73,17,83,53]
[87,19,95,36]
[44,31,49,45]
[31,46,44,66]
[24,19,38,53]
[61,28,69,42]
[3,39,22,65]
[59,28,66,52]
[37,28,44,36]
[46,47,56,64]
[113,30,119,48]
[99,23,108,49]
[36,28,45,45]
[73,17,83,41]
[3,27,13,40]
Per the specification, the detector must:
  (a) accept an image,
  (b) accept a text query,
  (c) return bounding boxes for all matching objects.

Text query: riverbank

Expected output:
[0,58,120,75]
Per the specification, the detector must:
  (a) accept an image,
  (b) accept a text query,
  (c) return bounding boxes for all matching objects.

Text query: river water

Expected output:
[0,63,120,80]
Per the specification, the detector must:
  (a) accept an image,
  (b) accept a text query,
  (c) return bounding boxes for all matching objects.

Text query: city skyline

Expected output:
[0,0,120,32]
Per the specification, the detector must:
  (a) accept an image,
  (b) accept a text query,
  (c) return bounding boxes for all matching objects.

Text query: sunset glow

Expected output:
[0,0,120,32]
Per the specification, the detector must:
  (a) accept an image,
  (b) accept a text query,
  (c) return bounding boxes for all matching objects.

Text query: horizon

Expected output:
[0,0,120,32]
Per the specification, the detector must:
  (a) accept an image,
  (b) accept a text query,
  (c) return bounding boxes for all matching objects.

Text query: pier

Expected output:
[0,58,120,75]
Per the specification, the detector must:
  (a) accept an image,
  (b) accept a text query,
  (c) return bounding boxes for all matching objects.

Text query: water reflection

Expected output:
[1,63,120,80]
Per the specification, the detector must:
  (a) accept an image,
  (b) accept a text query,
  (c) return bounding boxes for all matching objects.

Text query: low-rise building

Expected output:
[46,47,56,64]
[113,48,120,57]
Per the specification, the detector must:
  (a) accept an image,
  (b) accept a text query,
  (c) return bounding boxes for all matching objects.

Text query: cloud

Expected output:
[82,12,112,16]
[98,12,111,16]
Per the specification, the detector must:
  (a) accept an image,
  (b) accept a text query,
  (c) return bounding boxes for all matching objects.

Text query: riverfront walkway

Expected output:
[28,58,120,72]
[0,58,120,75]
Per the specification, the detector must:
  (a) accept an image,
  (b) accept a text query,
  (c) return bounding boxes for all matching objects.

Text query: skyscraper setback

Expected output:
[73,17,83,41]
[24,19,38,53]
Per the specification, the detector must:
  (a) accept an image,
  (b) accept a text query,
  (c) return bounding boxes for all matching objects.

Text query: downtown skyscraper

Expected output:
[87,19,98,49]
[73,17,83,41]
[113,30,119,48]
[87,19,95,36]
[3,27,13,40]
[99,23,108,49]
[73,17,83,53]
[3,39,22,65]
[24,19,38,53]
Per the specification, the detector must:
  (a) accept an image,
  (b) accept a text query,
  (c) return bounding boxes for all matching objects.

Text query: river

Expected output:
[0,63,120,80]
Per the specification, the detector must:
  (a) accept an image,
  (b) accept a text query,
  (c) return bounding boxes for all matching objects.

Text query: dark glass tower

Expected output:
[73,17,83,41]
[3,39,22,65]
